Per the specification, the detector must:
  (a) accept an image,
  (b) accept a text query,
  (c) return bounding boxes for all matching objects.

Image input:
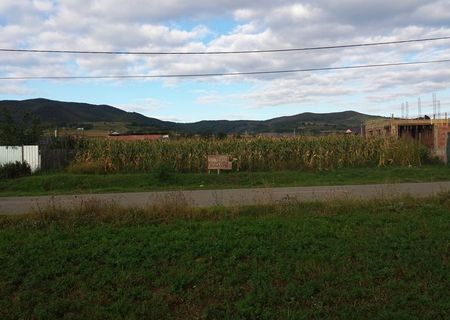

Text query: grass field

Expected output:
[0,195,449,319]
[1,165,450,197]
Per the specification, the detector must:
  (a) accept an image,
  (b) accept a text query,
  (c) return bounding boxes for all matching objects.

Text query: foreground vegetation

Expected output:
[73,136,427,173]
[1,165,450,196]
[0,194,449,319]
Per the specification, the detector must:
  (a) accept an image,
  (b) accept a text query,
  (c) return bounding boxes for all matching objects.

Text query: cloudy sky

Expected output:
[1,0,449,122]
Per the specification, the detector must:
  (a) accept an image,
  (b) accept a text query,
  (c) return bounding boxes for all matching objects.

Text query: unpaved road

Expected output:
[1,181,450,215]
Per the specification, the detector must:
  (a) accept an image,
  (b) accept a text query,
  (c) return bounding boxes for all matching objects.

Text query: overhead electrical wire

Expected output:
[0,36,449,55]
[1,58,450,80]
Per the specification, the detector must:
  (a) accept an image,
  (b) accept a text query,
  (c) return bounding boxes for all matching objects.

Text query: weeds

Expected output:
[1,192,448,229]
[67,160,108,174]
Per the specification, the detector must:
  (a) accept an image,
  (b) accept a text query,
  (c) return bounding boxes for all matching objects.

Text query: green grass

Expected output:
[1,165,450,197]
[0,195,449,319]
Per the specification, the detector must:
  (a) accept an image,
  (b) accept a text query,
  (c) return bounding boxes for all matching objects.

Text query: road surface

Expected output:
[1,181,450,215]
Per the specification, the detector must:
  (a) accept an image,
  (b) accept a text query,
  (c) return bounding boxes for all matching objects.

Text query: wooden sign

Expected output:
[208,155,232,172]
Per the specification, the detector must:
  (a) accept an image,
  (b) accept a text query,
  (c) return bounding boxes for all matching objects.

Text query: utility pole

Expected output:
[405,101,409,119]
[432,93,437,119]
[418,97,421,118]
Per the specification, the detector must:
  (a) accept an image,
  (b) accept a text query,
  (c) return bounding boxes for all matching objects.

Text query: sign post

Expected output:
[207,155,232,174]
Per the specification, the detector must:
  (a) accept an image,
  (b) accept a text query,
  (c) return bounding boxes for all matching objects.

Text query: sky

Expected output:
[0,0,450,122]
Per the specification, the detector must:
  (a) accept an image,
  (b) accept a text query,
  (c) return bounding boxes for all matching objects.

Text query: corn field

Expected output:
[72,136,428,173]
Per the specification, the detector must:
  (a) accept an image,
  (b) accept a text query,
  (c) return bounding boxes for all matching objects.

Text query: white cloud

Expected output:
[0,82,33,95]
[118,98,167,116]
[33,0,54,12]
[0,0,450,118]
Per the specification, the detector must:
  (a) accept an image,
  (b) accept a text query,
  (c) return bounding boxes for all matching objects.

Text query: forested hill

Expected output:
[0,98,382,134]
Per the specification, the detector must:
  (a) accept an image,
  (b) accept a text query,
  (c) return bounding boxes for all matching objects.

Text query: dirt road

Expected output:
[1,181,450,215]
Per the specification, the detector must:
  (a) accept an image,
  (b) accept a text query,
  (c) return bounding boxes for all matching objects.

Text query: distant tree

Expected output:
[199,130,213,139]
[216,132,228,140]
[0,108,43,145]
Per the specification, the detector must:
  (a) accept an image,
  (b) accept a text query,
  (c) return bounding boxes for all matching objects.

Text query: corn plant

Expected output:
[72,136,427,173]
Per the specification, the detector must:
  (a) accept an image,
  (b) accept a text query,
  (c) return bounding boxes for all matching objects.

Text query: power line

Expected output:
[1,36,449,55]
[1,58,449,80]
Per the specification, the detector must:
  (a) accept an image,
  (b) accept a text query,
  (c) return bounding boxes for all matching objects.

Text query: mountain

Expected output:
[0,98,382,134]
[0,98,177,131]
[176,111,380,135]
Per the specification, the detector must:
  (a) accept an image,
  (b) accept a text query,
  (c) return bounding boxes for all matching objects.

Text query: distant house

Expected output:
[108,133,169,141]
[345,127,362,135]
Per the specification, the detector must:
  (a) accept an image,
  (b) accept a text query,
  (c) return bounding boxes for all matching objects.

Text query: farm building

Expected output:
[108,133,169,141]
[365,117,450,163]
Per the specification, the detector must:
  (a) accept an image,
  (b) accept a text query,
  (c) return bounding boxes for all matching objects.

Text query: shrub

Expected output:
[46,135,81,149]
[0,161,32,179]
[153,163,175,182]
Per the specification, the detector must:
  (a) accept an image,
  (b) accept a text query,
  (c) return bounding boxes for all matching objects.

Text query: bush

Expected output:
[41,135,84,149]
[0,161,32,179]
[153,164,175,182]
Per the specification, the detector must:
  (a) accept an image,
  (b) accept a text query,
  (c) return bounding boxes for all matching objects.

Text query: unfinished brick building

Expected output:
[365,117,450,164]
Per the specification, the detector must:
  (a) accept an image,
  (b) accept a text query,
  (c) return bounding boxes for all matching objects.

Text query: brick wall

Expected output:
[434,124,450,163]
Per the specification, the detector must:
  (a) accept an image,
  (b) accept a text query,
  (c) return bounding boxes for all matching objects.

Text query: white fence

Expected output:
[0,146,41,172]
